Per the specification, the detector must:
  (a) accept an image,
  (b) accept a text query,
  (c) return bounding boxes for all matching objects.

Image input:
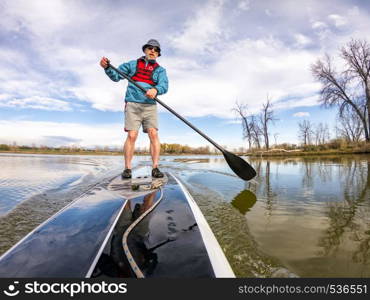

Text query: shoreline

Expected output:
[1,149,370,157]
[247,149,370,157]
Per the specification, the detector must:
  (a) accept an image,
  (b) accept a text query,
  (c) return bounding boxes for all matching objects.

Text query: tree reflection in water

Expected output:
[247,155,370,276]
[317,159,370,274]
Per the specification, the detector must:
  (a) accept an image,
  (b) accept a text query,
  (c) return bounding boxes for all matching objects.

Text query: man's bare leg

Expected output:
[147,128,160,168]
[123,130,138,169]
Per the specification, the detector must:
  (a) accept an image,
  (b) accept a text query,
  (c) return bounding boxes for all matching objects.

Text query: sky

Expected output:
[0,0,370,150]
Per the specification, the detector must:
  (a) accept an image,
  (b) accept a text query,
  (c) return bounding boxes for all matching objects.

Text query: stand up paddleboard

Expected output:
[0,171,234,278]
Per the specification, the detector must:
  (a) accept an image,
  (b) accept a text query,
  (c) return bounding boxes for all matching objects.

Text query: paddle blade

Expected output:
[222,150,257,181]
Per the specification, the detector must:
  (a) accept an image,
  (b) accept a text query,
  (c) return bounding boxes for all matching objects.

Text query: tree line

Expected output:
[140,143,215,154]
[0,143,218,155]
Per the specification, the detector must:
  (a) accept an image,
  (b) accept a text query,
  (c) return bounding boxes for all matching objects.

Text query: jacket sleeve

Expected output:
[154,68,169,95]
[104,61,131,82]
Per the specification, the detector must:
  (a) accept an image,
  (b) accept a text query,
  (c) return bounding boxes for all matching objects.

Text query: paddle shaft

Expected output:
[107,63,225,153]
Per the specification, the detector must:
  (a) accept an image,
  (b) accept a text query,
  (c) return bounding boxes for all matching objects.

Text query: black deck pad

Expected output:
[0,187,126,277]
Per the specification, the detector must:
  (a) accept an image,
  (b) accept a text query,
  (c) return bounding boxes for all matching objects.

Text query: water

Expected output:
[0,154,116,214]
[0,153,369,277]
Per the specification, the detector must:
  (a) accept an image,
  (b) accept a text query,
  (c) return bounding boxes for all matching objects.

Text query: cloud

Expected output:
[0,96,72,111]
[224,119,242,125]
[0,120,123,148]
[311,21,327,30]
[328,14,348,27]
[0,46,78,112]
[275,95,320,110]
[0,0,71,37]
[293,112,310,117]
[0,119,218,149]
[43,136,82,144]
[238,0,250,11]
[161,37,321,118]
[169,0,224,55]
[50,47,126,112]
[294,34,312,47]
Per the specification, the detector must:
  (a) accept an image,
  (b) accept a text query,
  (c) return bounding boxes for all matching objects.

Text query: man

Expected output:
[100,39,168,179]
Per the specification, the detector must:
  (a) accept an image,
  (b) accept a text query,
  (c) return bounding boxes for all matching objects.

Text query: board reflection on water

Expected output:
[93,190,162,278]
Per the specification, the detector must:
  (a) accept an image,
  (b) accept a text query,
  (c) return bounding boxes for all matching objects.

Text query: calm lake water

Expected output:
[0,153,369,277]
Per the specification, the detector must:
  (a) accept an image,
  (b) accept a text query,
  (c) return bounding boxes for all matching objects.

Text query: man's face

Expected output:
[144,46,160,60]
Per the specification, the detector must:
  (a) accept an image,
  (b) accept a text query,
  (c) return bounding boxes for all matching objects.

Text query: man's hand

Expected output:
[146,88,158,99]
[100,57,110,69]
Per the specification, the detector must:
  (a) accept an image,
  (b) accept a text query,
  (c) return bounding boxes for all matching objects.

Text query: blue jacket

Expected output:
[105,57,169,104]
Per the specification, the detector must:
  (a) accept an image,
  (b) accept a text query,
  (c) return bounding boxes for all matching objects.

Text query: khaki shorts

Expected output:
[124,102,158,133]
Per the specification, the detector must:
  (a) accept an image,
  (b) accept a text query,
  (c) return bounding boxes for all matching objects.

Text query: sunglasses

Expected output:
[146,46,160,53]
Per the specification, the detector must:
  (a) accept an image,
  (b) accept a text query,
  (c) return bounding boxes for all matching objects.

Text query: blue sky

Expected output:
[0,0,369,150]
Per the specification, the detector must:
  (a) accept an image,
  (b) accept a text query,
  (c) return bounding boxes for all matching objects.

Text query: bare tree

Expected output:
[233,97,276,150]
[314,124,321,145]
[298,120,314,146]
[249,115,263,148]
[232,101,252,149]
[259,97,277,150]
[341,39,370,138]
[311,39,370,142]
[336,105,364,142]
[314,122,330,145]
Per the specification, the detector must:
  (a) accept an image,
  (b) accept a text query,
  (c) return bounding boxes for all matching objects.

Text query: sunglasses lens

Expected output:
[147,46,159,53]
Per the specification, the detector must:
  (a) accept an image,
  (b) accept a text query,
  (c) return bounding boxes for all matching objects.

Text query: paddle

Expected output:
[107,63,257,181]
